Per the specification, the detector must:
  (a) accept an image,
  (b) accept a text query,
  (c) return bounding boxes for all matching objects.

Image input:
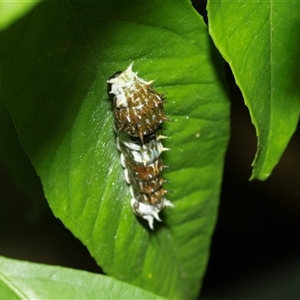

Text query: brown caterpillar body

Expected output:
[108,63,173,229]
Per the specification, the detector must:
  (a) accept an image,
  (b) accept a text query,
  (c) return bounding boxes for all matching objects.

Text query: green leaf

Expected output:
[0,1,229,298]
[0,255,165,299]
[207,1,300,180]
[0,0,41,31]
[0,99,45,217]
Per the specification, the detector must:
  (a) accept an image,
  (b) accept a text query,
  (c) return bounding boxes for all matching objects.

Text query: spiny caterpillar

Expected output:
[107,63,173,229]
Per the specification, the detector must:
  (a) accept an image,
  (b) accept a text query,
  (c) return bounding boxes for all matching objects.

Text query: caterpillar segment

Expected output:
[108,63,173,229]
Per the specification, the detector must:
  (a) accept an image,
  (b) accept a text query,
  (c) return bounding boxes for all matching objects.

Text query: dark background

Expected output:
[201,65,300,299]
[1,2,300,299]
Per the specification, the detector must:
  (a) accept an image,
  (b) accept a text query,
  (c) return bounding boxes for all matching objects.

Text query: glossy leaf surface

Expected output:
[0,1,229,298]
[208,0,300,180]
[0,255,165,299]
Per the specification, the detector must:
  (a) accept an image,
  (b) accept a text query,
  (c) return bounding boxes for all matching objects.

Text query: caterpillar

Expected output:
[107,63,173,229]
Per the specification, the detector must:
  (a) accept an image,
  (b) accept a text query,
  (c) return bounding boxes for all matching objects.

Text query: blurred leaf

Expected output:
[207,1,300,180]
[0,255,165,299]
[0,1,229,298]
[0,0,41,31]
